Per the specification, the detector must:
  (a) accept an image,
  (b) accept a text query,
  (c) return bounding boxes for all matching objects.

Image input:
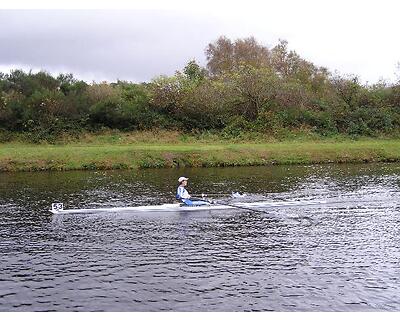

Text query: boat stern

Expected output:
[50,203,64,214]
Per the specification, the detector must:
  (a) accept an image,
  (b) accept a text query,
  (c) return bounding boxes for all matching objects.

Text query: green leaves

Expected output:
[0,36,400,142]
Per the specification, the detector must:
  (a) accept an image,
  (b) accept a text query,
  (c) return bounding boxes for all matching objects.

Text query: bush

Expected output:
[1,38,400,143]
[222,115,252,138]
[346,107,393,136]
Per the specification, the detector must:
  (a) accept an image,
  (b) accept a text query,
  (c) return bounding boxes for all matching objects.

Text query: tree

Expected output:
[330,73,362,107]
[86,82,121,104]
[270,39,326,85]
[183,59,207,81]
[57,73,78,95]
[224,66,280,120]
[205,36,234,75]
[205,36,270,76]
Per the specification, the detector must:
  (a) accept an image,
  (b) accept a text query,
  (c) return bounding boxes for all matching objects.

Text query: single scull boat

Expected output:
[50,199,327,214]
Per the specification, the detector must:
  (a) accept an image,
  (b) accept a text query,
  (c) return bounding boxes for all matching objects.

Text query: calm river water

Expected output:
[1,164,400,311]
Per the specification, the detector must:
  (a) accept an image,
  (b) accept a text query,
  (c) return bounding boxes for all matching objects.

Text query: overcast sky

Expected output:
[0,0,399,84]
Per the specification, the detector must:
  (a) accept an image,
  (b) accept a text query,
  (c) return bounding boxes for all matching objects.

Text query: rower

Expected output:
[176,177,209,206]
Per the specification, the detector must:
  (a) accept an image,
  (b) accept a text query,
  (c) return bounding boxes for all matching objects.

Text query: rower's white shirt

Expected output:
[177,186,190,199]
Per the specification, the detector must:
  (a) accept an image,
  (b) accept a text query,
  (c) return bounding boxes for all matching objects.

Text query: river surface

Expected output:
[1,164,400,311]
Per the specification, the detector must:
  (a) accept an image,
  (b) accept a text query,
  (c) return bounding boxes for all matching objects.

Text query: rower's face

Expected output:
[182,180,188,186]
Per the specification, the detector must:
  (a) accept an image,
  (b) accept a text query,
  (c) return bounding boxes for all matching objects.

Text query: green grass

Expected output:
[1,137,400,172]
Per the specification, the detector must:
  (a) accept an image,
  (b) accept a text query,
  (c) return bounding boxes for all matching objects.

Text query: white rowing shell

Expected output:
[50,200,327,214]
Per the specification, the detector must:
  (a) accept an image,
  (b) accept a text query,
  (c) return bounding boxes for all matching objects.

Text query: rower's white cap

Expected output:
[178,176,189,183]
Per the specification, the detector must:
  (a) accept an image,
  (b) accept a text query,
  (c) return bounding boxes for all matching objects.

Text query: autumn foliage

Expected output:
[1,36,399,142]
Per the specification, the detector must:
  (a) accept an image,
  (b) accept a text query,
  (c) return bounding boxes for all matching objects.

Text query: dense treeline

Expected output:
[1,36,400,142]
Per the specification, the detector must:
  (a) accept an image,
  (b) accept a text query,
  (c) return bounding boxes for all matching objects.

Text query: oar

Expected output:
[188,195,267,213]
[215,201,268,214]
[192,192,247,198]
[190,192,266,212]
[191,193,231,198]
[201,193,267,214]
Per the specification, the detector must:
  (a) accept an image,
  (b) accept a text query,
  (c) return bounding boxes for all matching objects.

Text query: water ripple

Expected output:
[1,164,400,311]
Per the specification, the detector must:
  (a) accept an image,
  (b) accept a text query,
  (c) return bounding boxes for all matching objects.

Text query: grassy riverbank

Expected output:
[1,132,400,172]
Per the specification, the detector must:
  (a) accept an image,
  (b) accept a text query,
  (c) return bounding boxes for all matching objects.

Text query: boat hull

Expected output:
[50,199,327,214]
[50,203,234,214]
